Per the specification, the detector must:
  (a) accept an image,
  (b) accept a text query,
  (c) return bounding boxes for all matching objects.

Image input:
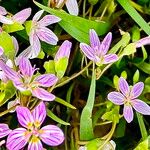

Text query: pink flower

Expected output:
[0,7,31,25]
[108,77,150,123]
[29,10,61,58]
[0,6,13,24]
[0,57,58,101]
[56,0,79,16]
[0,123,12,147]
[80,29,118,66]
[7,102,64,150]
[11,8,31,24]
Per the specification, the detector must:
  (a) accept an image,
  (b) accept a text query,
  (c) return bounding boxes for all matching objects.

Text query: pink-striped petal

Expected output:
[32,102,46,127]
[119,77,130,97]
[0,6,7,15]
[28,138,43,150]
[132,99,150,115]
[34,74,58,87]
[0,14,13,24]
[123,104,134,123]
[55,40,72,61]
[7,128,30,150]
[103,54,118,64]
[32,87,55,101]
[107,92,125,105]
[19,57,34,77]
[0,124,11,138]
[16,106,34,129]
[39,125,64,146]
[89,29,101,54]
[12,36,19,54]
[100,32,112,55]
[0,46,4,56]
[38,15,61,27]
[135,36,150,48]
[66,0,79,16]
[36,27,58,45]
[12,8,31,24]
[29,31,41,58]
[33,10,44,22]
[80,43,100,62]
[130,82,144,99]
[0,60,20,81]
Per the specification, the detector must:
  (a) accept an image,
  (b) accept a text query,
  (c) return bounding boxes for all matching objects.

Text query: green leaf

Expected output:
[102,106,120,123]
[25,21,32,35]
[3,22,24,33]
[121,71,127,79]
[109,32,130,54]
[131,26,140,42]
[55,97,76,109]
[133,69,140,84]
[85,138,116,150]
[0,31,15,59]
[44,60,56,74]
[134,62,150,74]
[55,57,68,78]
[121,43,136,56]
[80,65,96,140]
[0,81,16,107]
[47,109,70,125]
[34,1,110,43]
[134,136,150,150]
[117,0,150,35]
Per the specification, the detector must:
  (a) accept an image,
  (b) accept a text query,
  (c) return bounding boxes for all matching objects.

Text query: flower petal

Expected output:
[28,138,43,150]
[65,0,79,15]
[16,106,34,129]
[119,77,130,97]
[135,36,150,48]
[19,57,34,77]
[32,87,55,101]
[32,102,46,127]
[29,30,41,58]
[12,8,31,24]
[132,99,150,115]
[34,74,58,87]
[103,54,118,64]
[130,82,144,99]
[0,14,13,24]
[55,40,72,61]
[33,10,44,22]
[123,104,134,123]
[89,29,101,53]
[0,6,7,15]
[7,128,30,150]
[0,46,4,56]
[107,92,125,105]
[80,43,100,62]
[100,32,112,55]
[12,36,19,55]
[0,124,11,138]
[38,15,61,27]
[40,125,64,146]
[36,27,58,45]
[0,60,20,81]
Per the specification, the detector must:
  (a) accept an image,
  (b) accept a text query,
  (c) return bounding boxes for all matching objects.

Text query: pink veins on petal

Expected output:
[6,102,64,150]
[107,77,150,123]
[0,57,58,101]
[80,29,118,66]
[29,10,61,58]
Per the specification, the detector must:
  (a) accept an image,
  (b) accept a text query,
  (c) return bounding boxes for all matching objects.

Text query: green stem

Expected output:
[136,112,148,140]
[98,122,117,150]
[55,61,92,88]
